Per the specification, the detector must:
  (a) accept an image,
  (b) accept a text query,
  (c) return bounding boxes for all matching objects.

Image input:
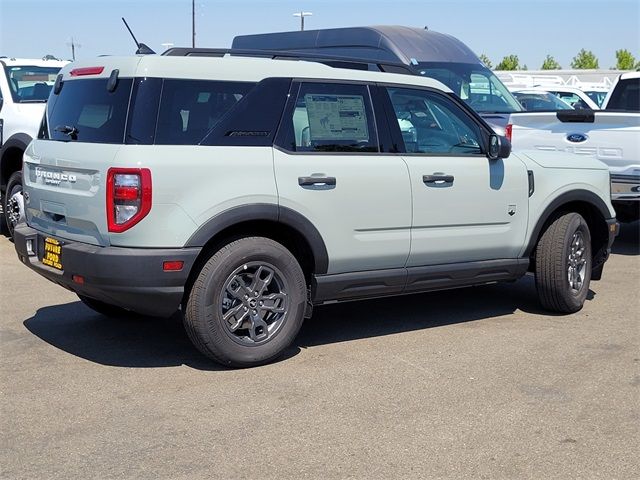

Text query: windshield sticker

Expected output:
[304,94,369,141]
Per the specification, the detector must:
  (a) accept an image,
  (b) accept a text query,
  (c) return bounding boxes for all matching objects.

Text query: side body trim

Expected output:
[184,203,329,274]
[313,258,529,304]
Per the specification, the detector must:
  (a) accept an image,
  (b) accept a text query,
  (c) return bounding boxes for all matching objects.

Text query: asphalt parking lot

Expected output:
[1,223,639,479]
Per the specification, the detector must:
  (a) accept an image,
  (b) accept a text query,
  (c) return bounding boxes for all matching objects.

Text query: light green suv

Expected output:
[14,53,618,367]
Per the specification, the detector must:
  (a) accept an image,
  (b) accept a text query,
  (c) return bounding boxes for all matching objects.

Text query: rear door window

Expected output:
[282,82,378,153]
[46,78,133,143]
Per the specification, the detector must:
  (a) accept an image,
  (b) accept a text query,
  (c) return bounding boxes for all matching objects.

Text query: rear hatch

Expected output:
[23,58,141,246]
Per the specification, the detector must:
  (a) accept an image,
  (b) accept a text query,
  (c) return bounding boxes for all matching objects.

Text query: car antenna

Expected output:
[121,17,156,55]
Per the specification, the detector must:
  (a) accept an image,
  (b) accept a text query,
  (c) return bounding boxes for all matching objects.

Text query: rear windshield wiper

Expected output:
[55,124,79,140]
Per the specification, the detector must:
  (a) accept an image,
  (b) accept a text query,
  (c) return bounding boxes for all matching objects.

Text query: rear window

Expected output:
[46,78,133,143]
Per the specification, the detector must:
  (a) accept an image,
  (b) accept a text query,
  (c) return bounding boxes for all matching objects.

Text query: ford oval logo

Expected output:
[567,133,588,143]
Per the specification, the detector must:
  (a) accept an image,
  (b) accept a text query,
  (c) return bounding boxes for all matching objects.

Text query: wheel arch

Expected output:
[524,190,611,271]
[0,133,31,191]
[182,204,329,303]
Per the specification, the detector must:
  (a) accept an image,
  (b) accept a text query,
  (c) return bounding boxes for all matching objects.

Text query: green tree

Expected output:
[570,49,599,69]
[541,54,562,70]
[479,54,493,69]
[496,54,521,71]
[614,49,637,70]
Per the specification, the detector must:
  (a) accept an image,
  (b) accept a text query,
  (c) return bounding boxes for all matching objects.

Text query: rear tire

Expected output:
[3,171,23,239]
[184,237,307,368]
[535,212,592,313]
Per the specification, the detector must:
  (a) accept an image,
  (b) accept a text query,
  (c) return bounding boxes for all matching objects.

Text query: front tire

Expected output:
[184,237,307,368]
[535,212,592,313]
[3,171,24,239]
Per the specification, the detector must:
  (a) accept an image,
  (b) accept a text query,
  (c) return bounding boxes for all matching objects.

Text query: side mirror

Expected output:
[488,133,511,160]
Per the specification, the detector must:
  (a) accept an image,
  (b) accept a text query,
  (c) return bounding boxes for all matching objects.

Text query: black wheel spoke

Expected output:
[260,293,287,313]
[223,303,248,331]
[248,312,269,342]
[250,265,274,297]
[226,276,249,301]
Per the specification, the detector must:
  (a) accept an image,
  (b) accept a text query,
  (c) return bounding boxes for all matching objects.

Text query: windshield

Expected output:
[584,90,608,108]
[415,62,523,113]
[513,92,574,111]
[4,65,61,103]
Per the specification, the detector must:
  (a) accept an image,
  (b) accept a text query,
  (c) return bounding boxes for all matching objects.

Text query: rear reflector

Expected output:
[505,124,513,142]
[72,275,85,285]
[163,261,184,272]
[70,66,105,77]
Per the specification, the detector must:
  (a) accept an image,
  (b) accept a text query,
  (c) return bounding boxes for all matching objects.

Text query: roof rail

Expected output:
[162,47,415,75]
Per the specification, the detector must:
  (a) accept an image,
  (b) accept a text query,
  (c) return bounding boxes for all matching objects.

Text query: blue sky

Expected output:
[1,0,638,69]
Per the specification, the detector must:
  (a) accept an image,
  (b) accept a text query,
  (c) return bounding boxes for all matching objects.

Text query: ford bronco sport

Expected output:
[13,54,618,367]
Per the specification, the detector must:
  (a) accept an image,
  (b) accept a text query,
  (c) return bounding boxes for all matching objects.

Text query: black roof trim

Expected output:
[162,47,414,74]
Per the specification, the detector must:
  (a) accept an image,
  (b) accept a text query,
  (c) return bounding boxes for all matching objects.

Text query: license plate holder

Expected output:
[40,236,63,270]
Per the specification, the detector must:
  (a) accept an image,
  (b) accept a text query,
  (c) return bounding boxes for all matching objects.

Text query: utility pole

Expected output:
[192,0,196,48]
[293,11,312,31]
[66,37,81,61]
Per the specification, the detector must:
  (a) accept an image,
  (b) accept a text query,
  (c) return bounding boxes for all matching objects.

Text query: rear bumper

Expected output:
[14,223,201,317]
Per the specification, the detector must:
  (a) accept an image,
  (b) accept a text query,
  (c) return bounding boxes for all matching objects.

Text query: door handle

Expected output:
[298,176,336,187]
[423,174,454,185]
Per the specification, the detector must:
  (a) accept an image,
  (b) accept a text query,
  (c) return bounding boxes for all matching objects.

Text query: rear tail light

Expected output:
[107,168,152,233]
[505,124,513,142]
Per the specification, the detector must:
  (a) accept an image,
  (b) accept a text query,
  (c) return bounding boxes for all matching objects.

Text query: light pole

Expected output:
[192,0,196,47]
[293,11,312,31]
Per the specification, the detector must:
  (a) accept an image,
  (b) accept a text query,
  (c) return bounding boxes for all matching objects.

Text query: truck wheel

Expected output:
[184,237,307,368]
[78,295,139,319]
[535,212,592,313]
[3,171,24,239]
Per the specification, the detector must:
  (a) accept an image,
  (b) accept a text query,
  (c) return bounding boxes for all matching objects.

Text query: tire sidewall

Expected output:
[193,239,306,366]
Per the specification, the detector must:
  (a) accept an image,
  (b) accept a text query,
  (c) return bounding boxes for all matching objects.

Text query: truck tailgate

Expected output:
[508,111,640,171]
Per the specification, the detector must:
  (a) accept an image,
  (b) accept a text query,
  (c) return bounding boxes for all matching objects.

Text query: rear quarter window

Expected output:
[155,80,254,145]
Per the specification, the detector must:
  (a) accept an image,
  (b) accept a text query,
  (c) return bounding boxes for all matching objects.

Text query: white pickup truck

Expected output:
[507,72,640,222]
[0,57,68,236]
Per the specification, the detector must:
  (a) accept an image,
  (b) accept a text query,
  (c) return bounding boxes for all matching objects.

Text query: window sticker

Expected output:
[304,94,369,141]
